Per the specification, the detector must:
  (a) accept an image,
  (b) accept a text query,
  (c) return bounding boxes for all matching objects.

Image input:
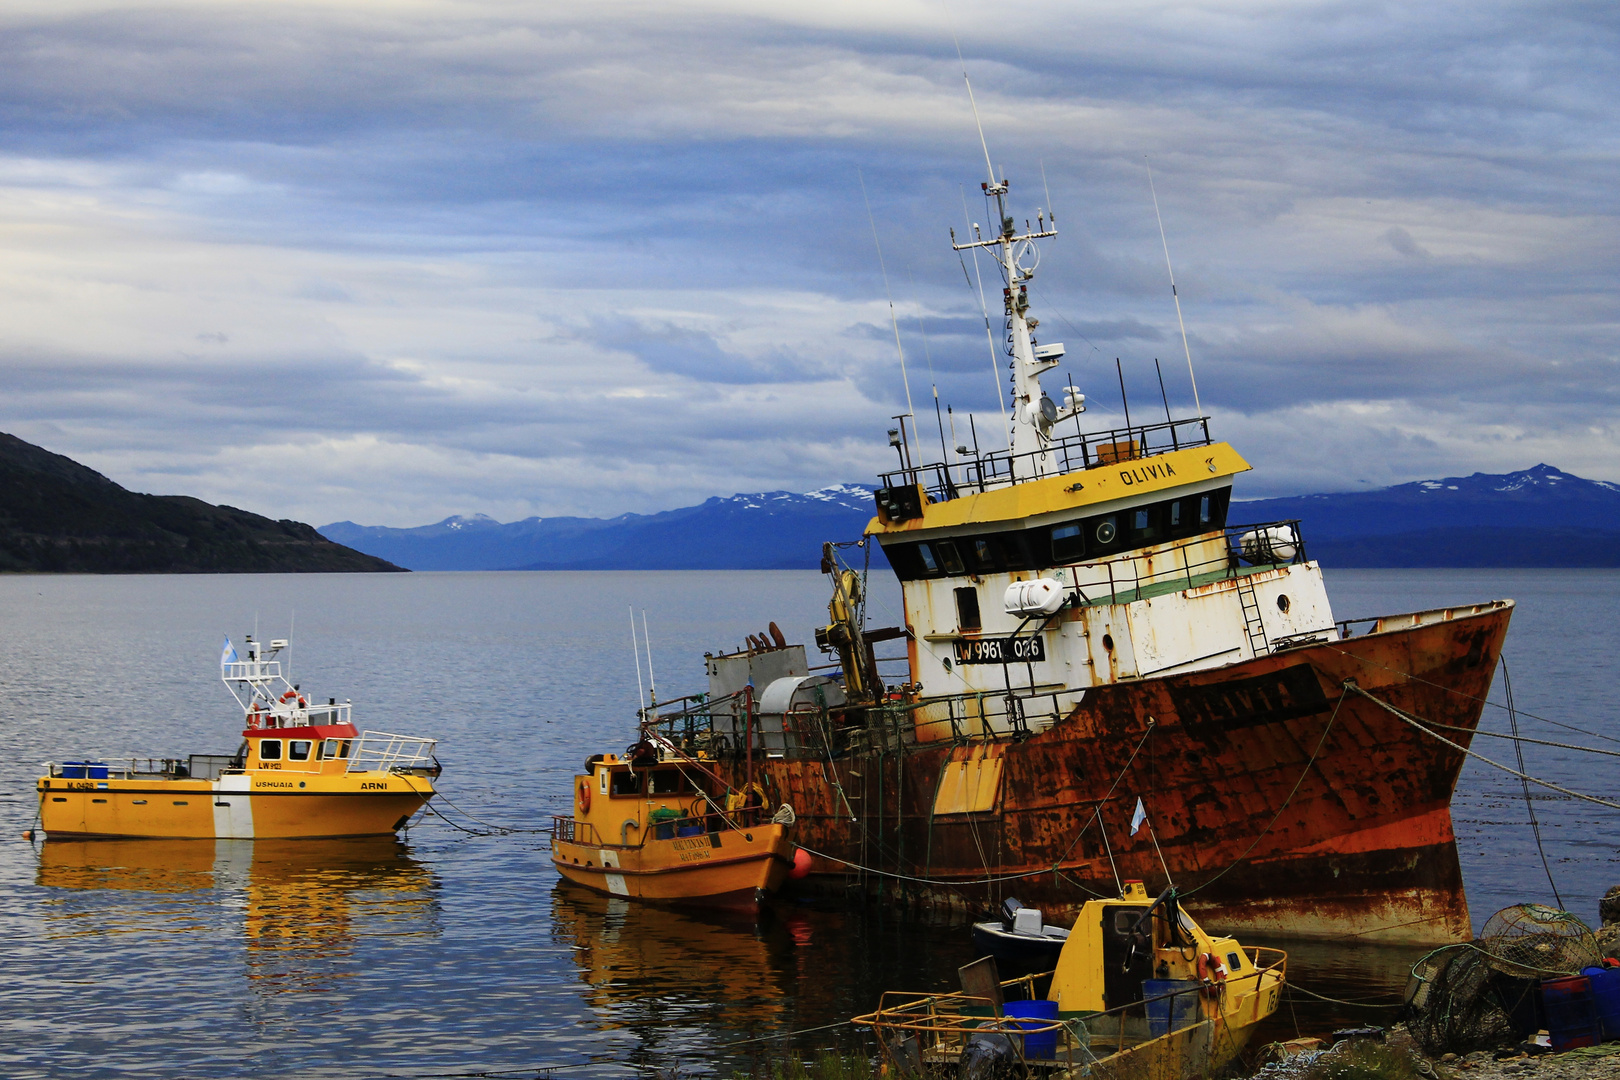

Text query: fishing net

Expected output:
[1407,906,1603,1056]
[1477,904,1602,979]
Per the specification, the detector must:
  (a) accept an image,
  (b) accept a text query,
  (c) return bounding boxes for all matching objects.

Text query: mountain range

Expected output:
[0,432,400,573]
[322,464,1620,571]
[320,485,882,571]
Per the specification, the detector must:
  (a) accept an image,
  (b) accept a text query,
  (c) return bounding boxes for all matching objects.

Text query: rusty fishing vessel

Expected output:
[637,166,1511,945]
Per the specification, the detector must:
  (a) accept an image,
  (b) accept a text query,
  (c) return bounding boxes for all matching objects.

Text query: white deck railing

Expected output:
[346,731,438,773]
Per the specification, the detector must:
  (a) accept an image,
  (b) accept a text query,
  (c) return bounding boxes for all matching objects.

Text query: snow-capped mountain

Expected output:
[320,485,881,571]
[321,464,1620,571]
[1235,464,1620,539]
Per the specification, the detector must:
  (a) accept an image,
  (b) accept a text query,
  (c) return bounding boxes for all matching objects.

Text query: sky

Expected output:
[0,0,1615,527]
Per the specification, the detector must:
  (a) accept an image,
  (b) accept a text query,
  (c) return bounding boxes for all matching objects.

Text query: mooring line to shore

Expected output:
[1324,643,1620,746]
[1284,983,1404,1009]
[1346,683,1620,811]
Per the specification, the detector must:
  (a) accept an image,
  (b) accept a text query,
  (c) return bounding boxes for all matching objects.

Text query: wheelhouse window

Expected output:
[321,738,349,759]
[610,771,641,797]
[954,586,982,631]
[648,770,693,796]
[878,486,1230,580]
[1050,523,1084,563]
[258,739,282,761]
[288,740,313,762]
[1130,506,1161,544]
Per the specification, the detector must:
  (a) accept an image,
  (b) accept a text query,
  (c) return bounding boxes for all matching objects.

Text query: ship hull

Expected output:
[552,823,794,907]
[730,601,1510,944]
[36,771,433,839]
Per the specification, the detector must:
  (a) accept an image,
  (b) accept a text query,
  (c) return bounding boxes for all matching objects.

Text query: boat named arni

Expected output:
[637,166,1511,945]
[35,635,440,840]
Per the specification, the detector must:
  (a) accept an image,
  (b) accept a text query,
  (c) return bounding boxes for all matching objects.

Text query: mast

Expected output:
[951,178,1081,482]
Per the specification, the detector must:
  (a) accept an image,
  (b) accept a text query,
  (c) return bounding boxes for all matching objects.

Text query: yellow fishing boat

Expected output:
[853,881,1286,1077]
[551,743,797,907]
[35,635,439,840]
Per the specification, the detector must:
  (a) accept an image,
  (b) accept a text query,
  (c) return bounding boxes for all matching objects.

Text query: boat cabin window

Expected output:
[1113,909,1142,936]
[882,486,1231,579]
[1227,951,1243,971]
[288,740,313,762]
[1051,523,1084,562]
[610,770,641,797]
[954,586,981,631]
[258,739,282,761]
[321,738,349,759]
[647,770,694,796]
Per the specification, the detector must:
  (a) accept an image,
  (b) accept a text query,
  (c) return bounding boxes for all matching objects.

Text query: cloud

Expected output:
[0,0,1614,525]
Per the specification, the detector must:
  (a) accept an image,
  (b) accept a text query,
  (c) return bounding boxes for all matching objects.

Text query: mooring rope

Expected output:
[1324,642,1620,746]
[1345,682,1620,811]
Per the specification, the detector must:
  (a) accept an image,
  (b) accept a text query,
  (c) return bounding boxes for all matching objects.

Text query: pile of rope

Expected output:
[1407,905,1603,1056]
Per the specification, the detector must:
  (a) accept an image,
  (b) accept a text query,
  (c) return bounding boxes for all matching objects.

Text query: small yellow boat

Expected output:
[35,635,439,840]
[853,880,1286,1077]
[551,743,796,907]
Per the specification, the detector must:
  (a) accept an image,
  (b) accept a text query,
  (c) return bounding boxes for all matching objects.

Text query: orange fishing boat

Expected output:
[551,745,796,907]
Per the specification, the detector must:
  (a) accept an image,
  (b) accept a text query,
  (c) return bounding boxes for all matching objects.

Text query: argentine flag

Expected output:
[220,636,238,668]
[1130,797,1149,837]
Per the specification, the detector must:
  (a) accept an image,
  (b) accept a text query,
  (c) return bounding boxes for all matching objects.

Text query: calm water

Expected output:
[0,569,1615,1077]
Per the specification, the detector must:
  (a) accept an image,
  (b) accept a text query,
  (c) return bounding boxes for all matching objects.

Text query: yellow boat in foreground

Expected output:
[36,635,439,840]
[551,746,796,907]
[853,881,1286,1078]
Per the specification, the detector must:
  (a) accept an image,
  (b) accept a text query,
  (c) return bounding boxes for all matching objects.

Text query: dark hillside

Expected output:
[0,433,402,573]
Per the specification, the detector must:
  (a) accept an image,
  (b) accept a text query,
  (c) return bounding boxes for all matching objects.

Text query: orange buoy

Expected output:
[789,847,812,880]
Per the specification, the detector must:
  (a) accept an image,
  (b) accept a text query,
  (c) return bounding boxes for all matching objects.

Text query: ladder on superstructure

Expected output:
[1236,574,1271,656]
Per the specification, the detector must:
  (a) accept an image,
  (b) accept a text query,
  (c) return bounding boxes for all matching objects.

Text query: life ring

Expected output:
[577,778,592,814]
[280,690,297,702]
[247,703,264,729]
[1196,951,1207,981]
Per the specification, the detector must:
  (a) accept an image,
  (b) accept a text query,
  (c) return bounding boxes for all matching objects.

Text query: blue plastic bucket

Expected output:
[1003,999,1059,1060]
[1581,966,1620,1041]
[1144,979,1201,1036]
[1542,975,1600,1052]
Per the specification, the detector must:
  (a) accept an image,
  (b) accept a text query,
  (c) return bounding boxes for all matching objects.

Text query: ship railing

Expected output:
[549,816,602,846]
[1060,519,1309,610]
[222,659,283,683]
[879,415,1213,505]
[1334,600,1513,641]
[347,731,438,774]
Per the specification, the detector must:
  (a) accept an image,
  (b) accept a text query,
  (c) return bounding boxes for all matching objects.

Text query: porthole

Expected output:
[1277,595,1291,613]
[1102,633,1115,651]
[1095,519,1117,544]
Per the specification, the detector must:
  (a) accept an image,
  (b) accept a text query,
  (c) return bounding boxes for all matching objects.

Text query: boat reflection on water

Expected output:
[37,837,438,995]
[550,879,799,1037]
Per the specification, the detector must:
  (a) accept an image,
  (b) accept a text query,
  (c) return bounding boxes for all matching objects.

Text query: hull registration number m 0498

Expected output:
[953,635,1047,665]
